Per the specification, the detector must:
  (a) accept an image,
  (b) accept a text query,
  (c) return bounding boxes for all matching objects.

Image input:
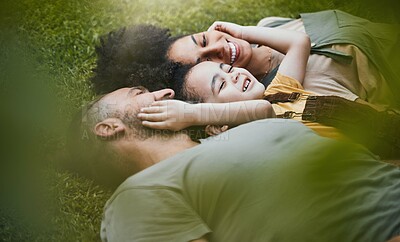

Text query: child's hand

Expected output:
[208,21,244,39]
[137,100,198,131]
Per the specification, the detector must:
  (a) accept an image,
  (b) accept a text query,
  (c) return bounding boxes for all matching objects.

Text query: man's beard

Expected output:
[121,109,173,141]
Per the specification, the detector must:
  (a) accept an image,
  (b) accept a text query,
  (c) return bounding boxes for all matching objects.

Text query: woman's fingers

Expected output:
[208,21,243,39]
[207,21,222,31]
[208,21,228,32]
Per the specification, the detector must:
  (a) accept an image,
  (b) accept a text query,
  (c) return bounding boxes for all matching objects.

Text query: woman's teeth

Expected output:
[243,79,251,92]
[228,42,237,64]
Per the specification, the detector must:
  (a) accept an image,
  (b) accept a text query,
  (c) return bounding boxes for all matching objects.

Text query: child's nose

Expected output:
[229,72,239,84]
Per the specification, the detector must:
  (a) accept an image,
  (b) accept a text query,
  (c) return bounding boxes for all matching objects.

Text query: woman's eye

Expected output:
[219,81,226,92]
[202,33,207,47]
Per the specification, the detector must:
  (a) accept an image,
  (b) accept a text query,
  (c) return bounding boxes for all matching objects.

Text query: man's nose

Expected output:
[152,89,175,100]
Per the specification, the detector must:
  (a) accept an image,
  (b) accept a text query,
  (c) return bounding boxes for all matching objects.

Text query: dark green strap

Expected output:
[303,96,400,159]
[264,92,301,104]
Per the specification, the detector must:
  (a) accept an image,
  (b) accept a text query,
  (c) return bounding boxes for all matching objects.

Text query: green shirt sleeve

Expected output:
[101,187,211,242]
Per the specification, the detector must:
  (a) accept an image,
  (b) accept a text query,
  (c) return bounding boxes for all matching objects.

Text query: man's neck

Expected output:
[120,133,199,172]
[144,133,199,165]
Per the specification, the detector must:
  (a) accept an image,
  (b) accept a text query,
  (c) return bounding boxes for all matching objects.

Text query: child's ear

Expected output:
[205,125,229,136]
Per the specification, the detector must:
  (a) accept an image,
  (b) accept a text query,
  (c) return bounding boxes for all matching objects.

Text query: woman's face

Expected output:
[185,61,265,103]
[168,30,253,67]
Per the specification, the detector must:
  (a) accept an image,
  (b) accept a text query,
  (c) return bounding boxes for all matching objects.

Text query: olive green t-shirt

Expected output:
[101,119,400,242]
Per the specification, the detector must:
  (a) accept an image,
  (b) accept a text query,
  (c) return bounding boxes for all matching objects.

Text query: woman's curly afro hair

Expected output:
[91,24,183,94]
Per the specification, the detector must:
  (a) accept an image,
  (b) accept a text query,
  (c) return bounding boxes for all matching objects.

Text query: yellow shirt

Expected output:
[264,73,345,140]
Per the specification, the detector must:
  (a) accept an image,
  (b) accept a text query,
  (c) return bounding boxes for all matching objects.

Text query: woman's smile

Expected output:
[227,40,240,65]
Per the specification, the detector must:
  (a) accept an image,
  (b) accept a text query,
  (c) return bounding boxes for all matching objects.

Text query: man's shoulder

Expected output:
[229,119,310,135]
[207,119,321,149]
[107,120,326,205]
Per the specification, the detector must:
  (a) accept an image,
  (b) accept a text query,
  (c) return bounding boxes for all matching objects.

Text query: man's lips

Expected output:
[228,41,240,65]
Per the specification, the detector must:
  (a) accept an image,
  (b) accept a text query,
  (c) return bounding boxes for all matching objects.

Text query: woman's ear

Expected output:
[205,125,229,136]
[94,118,126,140]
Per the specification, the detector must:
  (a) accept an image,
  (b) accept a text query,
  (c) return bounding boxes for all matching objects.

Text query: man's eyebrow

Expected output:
[127,87,142,97]
[191,35,198,46]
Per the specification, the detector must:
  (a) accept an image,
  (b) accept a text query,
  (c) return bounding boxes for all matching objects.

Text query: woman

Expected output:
[92,10,399,107]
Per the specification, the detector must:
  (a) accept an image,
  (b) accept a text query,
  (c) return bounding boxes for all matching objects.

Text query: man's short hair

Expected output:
[66,96,126,188]
[65,94,162,188]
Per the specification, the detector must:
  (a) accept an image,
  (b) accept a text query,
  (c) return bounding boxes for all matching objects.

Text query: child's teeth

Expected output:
[243,80,251,91]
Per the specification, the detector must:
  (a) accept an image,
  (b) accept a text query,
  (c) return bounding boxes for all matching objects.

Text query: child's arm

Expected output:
[208,22,310,84]
[138,99,275,131]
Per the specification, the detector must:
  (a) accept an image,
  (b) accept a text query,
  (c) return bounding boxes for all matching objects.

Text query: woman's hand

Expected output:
[137,100,198,131]
[208,21,244,39]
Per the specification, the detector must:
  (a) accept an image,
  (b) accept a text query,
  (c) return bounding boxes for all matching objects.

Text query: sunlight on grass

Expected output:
[1,0,398,240]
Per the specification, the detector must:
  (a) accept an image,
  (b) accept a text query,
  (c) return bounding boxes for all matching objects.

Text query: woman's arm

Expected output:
[209,22,310,84]
[138,99,275,131]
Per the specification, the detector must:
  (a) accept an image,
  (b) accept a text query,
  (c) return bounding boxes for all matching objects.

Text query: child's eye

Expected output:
[219,81,226,92]
[221,64,233,73]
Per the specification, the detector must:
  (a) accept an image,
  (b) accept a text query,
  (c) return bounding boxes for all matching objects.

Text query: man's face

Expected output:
[168,30,253,67]
[100,86,175,124]
[185,61,265,103]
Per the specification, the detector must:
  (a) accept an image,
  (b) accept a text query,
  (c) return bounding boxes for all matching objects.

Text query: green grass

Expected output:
[0,0,398,240]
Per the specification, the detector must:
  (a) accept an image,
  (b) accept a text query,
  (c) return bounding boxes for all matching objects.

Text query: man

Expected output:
[68,86,400,241]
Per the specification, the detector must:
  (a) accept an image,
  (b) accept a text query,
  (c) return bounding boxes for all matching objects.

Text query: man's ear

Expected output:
[94,118,126,140]
[205,125,229,136]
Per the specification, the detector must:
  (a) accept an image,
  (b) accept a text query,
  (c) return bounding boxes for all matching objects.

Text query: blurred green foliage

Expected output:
[0,0,398,240]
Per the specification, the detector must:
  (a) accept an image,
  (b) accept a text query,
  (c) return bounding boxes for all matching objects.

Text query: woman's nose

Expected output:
[200,43,224,61]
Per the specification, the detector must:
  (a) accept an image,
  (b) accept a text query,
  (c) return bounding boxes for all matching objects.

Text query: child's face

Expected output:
[185,61,265,103]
